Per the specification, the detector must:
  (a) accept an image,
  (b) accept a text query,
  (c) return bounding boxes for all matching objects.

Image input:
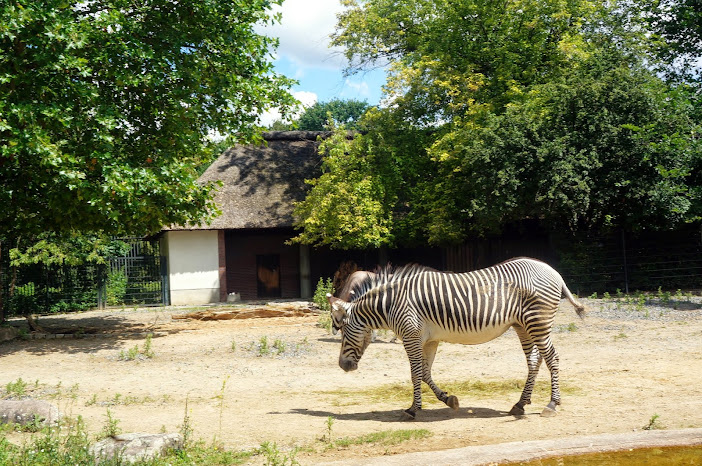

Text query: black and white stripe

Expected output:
[328,257,585,419]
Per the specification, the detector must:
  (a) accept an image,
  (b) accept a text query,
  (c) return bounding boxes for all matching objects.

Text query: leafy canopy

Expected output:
[297,99,371,131]
[0,0,296,243]
[293,0,701,248]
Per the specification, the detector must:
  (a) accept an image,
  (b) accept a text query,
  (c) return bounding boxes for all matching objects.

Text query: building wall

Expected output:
[225,230,300,300]
[161,230,220,305]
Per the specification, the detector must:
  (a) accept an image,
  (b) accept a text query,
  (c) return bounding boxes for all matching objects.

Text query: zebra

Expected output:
[336,270,399,343]
[326,257,585,420]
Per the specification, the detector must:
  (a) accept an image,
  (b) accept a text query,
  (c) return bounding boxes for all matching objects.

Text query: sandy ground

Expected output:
[1,297,702,463]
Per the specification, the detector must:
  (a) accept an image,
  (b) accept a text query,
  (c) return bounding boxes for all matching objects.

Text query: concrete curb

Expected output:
[318,428,702,465]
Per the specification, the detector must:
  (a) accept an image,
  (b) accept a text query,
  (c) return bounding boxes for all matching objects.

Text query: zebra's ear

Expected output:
[327,294,347,335]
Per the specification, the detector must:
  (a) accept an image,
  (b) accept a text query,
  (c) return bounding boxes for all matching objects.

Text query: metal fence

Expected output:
[1,238,169,318]
[554,229,702,295]
[108,255,169,306]
[1,262,107,317]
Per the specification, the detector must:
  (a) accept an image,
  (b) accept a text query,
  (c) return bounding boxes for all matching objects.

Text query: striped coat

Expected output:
[327,257,585,419]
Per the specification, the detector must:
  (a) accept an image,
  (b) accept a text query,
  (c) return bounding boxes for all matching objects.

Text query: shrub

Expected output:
[313,277,334,312]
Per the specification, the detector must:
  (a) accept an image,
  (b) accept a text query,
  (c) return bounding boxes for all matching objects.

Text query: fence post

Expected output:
[622,230,629,294]
[97,264,106,310]
[160,257,170,306]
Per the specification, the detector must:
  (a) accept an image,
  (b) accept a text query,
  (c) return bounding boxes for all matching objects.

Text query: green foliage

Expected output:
[257,441,299,466]
[331,428,431,449]
[105,269,128,306]
[98,407,122,439]
[291,0,702,248]
[291,127,398,248]
[644,413,663,430]
[646,0,702,80]
[313,277,335,312]
[118,333,155,361]
[5,378,28,398]
[297,99,371,130]
[0,0,296,241]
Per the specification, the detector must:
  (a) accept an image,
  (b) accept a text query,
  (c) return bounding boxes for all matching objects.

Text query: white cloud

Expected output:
[257,90,319,127]
[294,91,318,108]
[260,0,347,70]
[341,78,371,99]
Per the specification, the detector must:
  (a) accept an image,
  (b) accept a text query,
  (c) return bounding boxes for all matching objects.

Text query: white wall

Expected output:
[162,230,220,305]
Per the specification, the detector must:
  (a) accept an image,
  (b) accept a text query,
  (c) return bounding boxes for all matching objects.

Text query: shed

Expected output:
[161,131,336,304]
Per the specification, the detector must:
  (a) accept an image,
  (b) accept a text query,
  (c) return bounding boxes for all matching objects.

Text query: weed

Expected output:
[325,416,335,445]
[273,338,286,354]
[85,394,98,406]
[314,277,335,333]
[614,332,628,340]
[5,378,28,398]
[142,333,155,358]
[118,333,156,361]
[644,414,663,430]
[557,322,578,332]
[231,340,237,352]
[98,408,121,439]
[215,377,230,443]
[180,396,194,447]
[331,428,432,449]
[317,313,333,333]
[0,412,255,465]
[258,441,299,466]
[258,336,270,356]
[588,292,598,299]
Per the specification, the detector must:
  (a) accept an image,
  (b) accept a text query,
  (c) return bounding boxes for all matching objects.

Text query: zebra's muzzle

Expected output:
[339,356,358,372]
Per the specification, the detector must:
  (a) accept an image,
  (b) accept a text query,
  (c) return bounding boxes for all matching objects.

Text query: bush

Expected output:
[106,269,128,306]
[313,277,334,312]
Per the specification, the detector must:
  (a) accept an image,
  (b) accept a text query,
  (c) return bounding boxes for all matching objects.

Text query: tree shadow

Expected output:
[0,312,187,356]
[284,405,512,423]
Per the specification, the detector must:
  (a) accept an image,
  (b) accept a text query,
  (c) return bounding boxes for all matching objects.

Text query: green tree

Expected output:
[0,0,296,321]
[0,0,295,240]
[422,48,701,242]
[297,99,371,131]
[333,0,598,122]
[647,0,702,79]
[294,0,701,248]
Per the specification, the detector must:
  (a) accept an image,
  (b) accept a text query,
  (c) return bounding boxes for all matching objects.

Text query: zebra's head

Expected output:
[327,294,372,372]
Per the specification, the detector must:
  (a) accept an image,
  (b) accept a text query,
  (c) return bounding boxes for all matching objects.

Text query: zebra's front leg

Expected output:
[423,340,459,410]
[402,339,425,420]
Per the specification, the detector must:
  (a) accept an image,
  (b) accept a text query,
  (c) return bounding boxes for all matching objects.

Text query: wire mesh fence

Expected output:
[555,228,702,295]
[1,238,168,318]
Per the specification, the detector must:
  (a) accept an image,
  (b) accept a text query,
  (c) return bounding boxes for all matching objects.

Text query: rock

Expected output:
[0,326,19,342]
[0,399,59,427]
[90,433,183,464]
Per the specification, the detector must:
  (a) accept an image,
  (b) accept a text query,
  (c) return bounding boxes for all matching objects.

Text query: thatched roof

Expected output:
[190,131,330,230]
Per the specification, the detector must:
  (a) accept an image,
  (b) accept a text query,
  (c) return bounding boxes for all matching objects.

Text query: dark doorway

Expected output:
[257,254,281,298]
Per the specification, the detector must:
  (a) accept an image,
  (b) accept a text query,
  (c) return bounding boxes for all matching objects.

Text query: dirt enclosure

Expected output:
[2,297,702,463]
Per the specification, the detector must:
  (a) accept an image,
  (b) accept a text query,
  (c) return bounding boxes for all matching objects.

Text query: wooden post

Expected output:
[299,244,311,299]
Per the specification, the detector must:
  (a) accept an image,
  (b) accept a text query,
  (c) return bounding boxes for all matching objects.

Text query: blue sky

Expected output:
[257,0,386,125]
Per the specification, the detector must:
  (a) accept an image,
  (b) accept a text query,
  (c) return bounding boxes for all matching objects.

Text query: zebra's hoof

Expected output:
[509,404,525,416]
[401,409,416,421]
[446,395,459,410]
[540,402,558,417]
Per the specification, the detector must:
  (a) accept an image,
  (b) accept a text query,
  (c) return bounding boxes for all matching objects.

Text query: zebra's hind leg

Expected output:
[422,341,459,410]
[536,335,561,417]
[510,327,543,416]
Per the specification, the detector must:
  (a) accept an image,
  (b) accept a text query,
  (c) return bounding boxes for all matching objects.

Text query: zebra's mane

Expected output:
[349,263,436,301]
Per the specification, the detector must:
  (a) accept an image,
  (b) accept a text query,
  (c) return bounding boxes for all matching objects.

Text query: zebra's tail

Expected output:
[562,282,586,319]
